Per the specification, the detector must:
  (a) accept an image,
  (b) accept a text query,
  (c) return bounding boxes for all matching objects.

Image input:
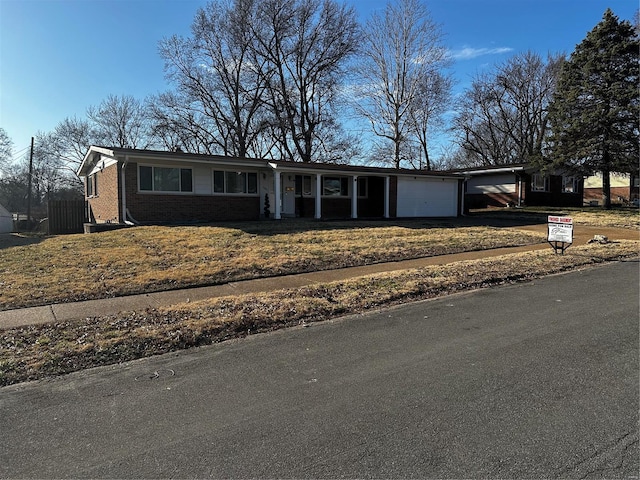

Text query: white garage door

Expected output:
[396,177,458,217]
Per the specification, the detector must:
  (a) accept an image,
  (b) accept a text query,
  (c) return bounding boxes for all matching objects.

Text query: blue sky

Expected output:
[0,0,636,161]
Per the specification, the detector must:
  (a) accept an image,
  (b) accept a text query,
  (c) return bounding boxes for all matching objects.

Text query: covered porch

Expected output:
[268,164,392,220]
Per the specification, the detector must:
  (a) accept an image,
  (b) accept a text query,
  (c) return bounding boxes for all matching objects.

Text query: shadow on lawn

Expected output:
[231,212,550,236]
[151,212,550,237]
[0,233,46,250]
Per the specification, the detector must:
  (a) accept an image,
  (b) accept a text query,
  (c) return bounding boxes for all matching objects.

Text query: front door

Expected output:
[281,174,296,217]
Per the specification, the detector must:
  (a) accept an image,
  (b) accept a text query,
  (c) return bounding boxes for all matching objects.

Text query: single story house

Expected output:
[0,203,12,233]
[77,146,464,225]
[449,163,584,209]
[583,172,639,206]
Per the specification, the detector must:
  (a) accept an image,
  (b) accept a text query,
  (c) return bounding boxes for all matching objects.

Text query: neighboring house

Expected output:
[583,172,639,206]
[77,146,464,225]
[0,203,12,233]
[449,163,584,209]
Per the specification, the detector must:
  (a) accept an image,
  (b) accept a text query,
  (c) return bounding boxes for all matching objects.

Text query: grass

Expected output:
[1,240,637,386]
[0,209,638,386]
[0,219,546,310]
[473,206,640,229]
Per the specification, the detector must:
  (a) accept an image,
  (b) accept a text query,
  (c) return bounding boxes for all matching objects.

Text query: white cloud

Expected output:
[450,46,514,60]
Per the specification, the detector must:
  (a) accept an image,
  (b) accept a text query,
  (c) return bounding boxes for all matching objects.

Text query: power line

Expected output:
[9,145,31,162]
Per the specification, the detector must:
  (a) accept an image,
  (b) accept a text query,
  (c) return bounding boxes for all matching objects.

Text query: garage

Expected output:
[396,176,459,217]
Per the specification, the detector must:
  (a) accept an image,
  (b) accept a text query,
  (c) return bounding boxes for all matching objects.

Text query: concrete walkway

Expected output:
[1,224,637,330]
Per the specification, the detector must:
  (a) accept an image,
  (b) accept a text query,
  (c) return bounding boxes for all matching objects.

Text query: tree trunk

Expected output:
[602,169,611,209]
[423,143,431,170]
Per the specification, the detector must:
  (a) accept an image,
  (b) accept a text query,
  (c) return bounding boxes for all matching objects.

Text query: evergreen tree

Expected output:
[544,9,639,208]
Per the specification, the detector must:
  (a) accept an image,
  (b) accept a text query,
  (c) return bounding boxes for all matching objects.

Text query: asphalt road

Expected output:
[1,260,638,479]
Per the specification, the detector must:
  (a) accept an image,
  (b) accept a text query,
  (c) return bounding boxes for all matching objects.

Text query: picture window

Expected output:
[323,176,349,196]
[213,170,258,194]
[139,166,193,192]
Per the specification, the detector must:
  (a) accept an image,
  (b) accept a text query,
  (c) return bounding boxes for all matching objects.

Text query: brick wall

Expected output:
[320,198,352,218]
[86,163,121,223]
[124,163,260,223]
[525,175,583,207]
[92,163,405,223]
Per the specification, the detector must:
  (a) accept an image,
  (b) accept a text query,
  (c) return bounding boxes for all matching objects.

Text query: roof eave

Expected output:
[77,146,117,177]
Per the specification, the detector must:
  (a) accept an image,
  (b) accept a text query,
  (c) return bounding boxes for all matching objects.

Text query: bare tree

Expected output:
[0,128,13,175]
[147,91,222,154]
[251,0,360,162]
[33,131,83,198]
[87,94,153,149]
[354,0,450,169]
[408,71,453,169]
[51,116,96,170]
[1,131,84,217]
[452,51,563,166]
[157,0,271,157]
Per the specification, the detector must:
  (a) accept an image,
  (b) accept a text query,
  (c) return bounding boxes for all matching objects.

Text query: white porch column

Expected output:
[384,176,390,218]
[351,175,358,219]
[315,173,322,219]
[274,171,282,220]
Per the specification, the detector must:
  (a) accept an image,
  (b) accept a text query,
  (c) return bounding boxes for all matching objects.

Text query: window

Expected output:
[357,177,368,198]
[213,170,258,194]
[295,175,312,196]
[323,176,349,196]
[140,166,153,191]
[139,166,193,192]
[214,170,224,193]
[86,174,98,197]
[562,176,579,194]
[531,174,549,192]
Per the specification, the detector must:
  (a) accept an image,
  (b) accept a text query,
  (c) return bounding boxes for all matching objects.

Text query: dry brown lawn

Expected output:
[1,209,638,386]
[474,206,640,229]
[0,240,637,386]
[0,219,545,310]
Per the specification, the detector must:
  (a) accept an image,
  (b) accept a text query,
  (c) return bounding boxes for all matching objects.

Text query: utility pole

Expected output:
[26,136,34,224]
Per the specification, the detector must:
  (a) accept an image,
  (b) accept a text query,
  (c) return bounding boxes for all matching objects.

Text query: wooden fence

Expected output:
[47,200,87,234]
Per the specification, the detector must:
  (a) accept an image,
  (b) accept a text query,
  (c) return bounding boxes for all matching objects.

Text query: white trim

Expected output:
[87,155,118,176]
[351,175,358,219]
[274,172,281,220]
[384,176,390,218]
[121,157,128,224]
[456,166,527,176]
[315,174,322,219]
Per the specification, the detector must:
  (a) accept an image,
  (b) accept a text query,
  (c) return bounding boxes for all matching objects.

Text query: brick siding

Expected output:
[124,162,260,223]
[88,163,405,223]
[86,163,121,223]
[525,175,583,207]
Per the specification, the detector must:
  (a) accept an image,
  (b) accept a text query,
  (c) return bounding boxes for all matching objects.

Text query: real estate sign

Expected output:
[548,215,573,243]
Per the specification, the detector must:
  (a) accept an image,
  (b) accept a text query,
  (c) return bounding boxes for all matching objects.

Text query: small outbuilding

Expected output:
[0,203,13,233]
[77,146,465,225]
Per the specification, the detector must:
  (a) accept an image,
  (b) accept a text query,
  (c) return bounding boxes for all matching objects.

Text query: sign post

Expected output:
[547,215,573,254]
